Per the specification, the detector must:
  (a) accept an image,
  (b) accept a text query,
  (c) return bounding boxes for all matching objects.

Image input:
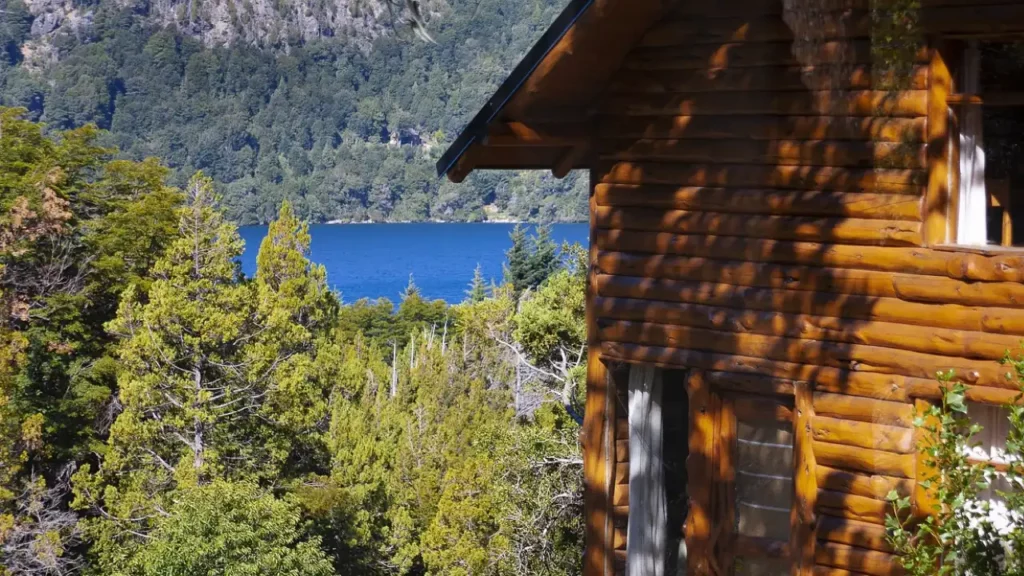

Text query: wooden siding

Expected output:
[595,1,1024,575]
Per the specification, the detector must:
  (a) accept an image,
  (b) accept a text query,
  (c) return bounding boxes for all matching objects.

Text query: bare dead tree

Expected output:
[1,467,84,576]
[491,329,585,425]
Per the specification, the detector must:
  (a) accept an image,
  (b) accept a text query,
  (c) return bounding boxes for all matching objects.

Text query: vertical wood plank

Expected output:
[685,370,715,576]
[792,381,818,576]
[716,396,737,574]
[912,397,940,520]
[924,44,952,245]
[584,169,613,576]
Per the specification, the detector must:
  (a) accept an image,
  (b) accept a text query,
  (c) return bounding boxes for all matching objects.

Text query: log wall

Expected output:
[596,1,1024,575]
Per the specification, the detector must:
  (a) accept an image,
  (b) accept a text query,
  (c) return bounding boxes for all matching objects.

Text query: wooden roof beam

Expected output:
[553,143,591,179]
[483,121,590,147]
[446,147,478,183]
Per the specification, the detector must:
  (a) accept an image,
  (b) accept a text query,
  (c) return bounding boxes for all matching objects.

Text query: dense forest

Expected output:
[0,0,588,224]
[0,109,586,574]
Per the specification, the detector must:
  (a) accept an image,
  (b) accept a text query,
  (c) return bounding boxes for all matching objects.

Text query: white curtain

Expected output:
[966,403,1015,535]
[627,365,666,576]
[958,41,988,245]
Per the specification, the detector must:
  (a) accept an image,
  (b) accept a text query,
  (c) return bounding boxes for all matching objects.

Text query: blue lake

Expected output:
[238,223,589,304]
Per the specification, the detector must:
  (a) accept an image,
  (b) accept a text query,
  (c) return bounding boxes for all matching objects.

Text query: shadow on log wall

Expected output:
[589,1,1024,575]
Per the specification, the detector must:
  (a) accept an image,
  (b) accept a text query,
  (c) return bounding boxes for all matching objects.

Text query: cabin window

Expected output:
[624,366,689,576]
[946,39,1024,247]
[965,403,1016,534]
[717,394,795,574]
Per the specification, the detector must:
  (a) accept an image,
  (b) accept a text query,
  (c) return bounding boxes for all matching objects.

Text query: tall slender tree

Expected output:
[466,263,487,303]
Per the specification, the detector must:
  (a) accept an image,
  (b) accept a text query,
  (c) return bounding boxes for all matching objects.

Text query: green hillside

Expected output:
[0,0,587,224]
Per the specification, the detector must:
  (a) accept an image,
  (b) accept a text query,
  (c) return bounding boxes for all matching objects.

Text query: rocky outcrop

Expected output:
[17,0,438,63]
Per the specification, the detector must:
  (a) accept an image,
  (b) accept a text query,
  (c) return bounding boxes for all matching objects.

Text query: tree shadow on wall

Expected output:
[593,1,955,574]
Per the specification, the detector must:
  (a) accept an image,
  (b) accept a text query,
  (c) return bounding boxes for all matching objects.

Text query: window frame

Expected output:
[931,35,1024,250]
[684,371,815,576]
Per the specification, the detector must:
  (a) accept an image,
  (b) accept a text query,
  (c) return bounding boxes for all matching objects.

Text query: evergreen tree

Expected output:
[504,224,531,294]
[127,481,336,576]
[73,176,340,571]
[525,224,559,290]
[505,225,560,295]
[466,263,487,303]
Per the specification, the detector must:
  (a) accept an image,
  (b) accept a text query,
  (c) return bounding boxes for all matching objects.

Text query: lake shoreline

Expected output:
[237,222,590,303]
[321,219,587,225]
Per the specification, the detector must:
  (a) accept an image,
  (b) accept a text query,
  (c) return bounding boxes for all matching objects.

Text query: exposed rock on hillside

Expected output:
[18,0,437,58]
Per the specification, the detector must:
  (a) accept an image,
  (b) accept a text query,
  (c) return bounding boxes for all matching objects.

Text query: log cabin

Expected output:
[436,1,1024,575]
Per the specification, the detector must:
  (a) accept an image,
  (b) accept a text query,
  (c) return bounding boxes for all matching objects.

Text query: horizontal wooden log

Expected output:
[599,90,929,117]
[597,161,925,193]
[812,567,874,576]
[607,65,928,93]
[613,505,628,524]
[595,273,1024,356]
[813,393,913,428]
[593,295,1022,362]
[816,465,912,501]
[641,12,871,47]
[812,440,915,478]
[817,489,891,524]
[815,541,903,576]
[817,515,894,553]
[594,229,1024,283]
[621,40,891,71]
[904,380,1024,405]
[811,416,914,454]
[613,526,626,550]
[594,184,921,220]
[598,115,927,143]
[612,482,629,506]
[598,320,1015,389]
[599,342,935,403]
[614,462,629,485]
[595,252,1024,313]
[594,206,922,246]
[614,549,626,573]
[671,0,871,18]
[600,139,927,170]
[702,370,796,396]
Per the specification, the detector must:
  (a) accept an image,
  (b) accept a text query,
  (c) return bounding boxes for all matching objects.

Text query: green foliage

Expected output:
[124,480,336,576]
[504,224,561,295]
[887,365,1024,575]
[0,108,180,574]
[1,109,586,575]
[0,1,588,224]
[74,184,340,572]
[871,0,922,89]
[466,263,487,303]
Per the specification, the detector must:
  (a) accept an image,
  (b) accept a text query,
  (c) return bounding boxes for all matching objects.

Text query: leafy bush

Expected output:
[887,359,1024,575]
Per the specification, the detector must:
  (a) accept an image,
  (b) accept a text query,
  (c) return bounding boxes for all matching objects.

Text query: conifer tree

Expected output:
[504,224,531,294]
[505,224,560,295]
[466,263,487,303]
[73,178,340,572]
[525,225,559,290]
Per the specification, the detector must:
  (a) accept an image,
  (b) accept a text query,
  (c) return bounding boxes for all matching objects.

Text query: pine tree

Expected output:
[73,178,341,572]
[504,224,531,294]
[505,225,559,295]
[466,263,487,303]
[525,225,558,290]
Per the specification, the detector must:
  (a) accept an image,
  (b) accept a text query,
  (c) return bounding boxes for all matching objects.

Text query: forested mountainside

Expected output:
[1,110,585,574]
[0,0,588,224]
